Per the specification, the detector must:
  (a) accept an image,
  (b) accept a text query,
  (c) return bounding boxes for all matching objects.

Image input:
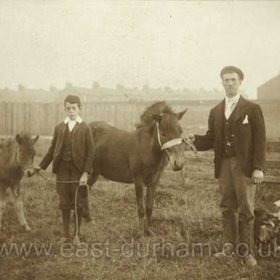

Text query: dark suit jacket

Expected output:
[40,121,94,174]
[194,96,266,178]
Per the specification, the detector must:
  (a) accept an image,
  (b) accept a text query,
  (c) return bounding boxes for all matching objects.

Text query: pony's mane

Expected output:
[137,101,175,129]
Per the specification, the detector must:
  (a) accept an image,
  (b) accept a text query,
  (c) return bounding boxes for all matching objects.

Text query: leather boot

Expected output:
[238,219,257,266]
[214,212,238,258]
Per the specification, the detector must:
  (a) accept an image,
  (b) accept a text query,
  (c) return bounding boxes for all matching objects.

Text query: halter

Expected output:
[156,122,197,153]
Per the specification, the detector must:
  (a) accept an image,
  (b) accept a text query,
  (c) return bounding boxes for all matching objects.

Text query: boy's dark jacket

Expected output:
[39,121,94,173]
[194,96,266,178]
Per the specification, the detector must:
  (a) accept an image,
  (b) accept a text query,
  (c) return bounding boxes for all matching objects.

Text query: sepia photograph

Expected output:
[0,1,280,279]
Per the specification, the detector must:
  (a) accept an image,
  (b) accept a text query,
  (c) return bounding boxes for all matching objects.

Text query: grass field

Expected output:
[1,154,280,280]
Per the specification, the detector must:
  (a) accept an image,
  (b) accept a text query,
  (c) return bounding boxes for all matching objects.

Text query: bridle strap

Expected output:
[156,122,163,149]
[156,122,198,154]
[156,122,182,150]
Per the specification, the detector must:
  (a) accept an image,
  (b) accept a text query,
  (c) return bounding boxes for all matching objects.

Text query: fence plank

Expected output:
[264,176,280,184]
[266,161,280,169]
[185,157,213,163]
[267,142,280,153]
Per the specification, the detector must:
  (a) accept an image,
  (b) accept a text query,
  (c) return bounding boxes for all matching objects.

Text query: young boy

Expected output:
[36,95,94,243]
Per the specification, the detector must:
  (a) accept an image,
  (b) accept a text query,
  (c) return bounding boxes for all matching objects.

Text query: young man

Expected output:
[36,95,94,243]
[189,66,266,266]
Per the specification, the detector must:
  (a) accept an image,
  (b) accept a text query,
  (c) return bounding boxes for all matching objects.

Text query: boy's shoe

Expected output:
[243,254,257,267]
[214,243,235,259]
[84,215,95,224]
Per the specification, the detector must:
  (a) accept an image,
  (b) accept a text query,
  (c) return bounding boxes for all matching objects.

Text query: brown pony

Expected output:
[88,102,187,236]
[0,132,39,233]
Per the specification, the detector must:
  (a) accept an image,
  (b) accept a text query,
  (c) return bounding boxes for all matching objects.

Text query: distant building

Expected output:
[257,73,280,100]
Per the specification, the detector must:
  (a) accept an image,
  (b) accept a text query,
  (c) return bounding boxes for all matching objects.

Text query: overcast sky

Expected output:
[0,1,280,98]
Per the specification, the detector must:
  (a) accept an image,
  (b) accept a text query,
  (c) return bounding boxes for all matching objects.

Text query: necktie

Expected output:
[225,94,240,119]
[225,102,236,120]
[68,120,76,132]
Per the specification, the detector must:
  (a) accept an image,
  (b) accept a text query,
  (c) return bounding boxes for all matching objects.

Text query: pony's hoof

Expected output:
[73,236,87,246]
[84,216,95,225]
[145,229,155,238]
[57,237,72,245]
[136,230,145,240]
[22,225,31,232]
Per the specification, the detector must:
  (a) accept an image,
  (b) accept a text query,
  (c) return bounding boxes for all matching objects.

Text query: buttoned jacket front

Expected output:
[194,96,266,178]
[40,121,94,174]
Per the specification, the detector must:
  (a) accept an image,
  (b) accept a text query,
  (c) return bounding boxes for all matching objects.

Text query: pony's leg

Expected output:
[11,183,31,232]
[0,187,6,234]
[83,172,99,222]
[145,183,158,237]
[180,166,186,186]
[134,178,145,237]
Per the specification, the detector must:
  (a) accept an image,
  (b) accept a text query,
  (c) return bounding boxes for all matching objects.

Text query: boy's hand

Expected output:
[79,172,88,186]
[34,166,42,173]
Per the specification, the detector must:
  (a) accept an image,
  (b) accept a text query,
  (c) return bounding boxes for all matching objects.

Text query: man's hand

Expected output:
[79,172,88,186]
[252,169,264,184]
[34,166,42,173]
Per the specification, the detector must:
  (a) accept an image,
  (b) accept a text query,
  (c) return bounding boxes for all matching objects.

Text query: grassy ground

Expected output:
[1,155,280,280]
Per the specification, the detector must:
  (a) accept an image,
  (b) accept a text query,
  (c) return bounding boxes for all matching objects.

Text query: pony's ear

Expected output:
[15,134,22,144]
[32,135,39,145]
[152,114,163,123]
[177,108,188,120]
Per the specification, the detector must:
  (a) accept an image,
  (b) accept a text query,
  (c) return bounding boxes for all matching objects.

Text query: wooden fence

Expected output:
[0,102,147,135]
[0,101,213,136]
[182,141,280,184]
[0,99,279,138]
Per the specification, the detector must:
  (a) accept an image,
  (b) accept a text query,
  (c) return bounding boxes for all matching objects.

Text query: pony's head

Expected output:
[139,102,187,171]
[15,133,39,177]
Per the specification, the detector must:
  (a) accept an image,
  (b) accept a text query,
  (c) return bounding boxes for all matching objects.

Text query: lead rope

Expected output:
[37,172,89,243]
[182,138,213,164]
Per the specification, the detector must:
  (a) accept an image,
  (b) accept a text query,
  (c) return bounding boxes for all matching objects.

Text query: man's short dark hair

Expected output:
[220,66,244,81]
[64,95,81,108]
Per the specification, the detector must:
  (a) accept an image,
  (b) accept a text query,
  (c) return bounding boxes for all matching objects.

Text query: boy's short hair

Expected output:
[64,95,81,108]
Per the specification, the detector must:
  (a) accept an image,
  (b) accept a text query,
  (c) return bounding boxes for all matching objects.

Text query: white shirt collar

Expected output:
[225,93,240,105]
[64,115,83,124]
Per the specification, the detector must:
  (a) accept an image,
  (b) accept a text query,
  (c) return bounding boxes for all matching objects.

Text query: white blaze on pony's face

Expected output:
[155,108,187,171]
[15,134,39,177]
